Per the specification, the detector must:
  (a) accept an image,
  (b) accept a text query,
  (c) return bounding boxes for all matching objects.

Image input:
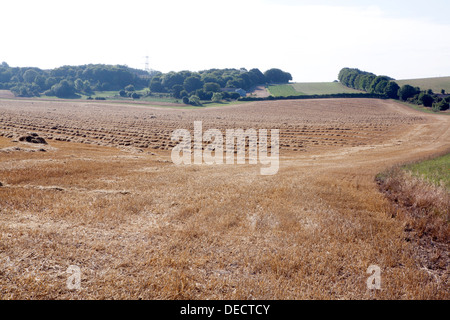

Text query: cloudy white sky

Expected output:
[1,0,449,82]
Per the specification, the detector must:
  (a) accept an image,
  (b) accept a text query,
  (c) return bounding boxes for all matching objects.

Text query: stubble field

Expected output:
[0,98,448,299]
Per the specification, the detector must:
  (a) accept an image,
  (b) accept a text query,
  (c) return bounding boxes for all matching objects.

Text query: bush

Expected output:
[188,95,202,106]
[229,92,241,100]
[432,100,450,112]
[398,85,420,101]
[131,92,141,99]
[212,92,223,102]
[418,92,434,107]
[52,80,76,98]
[182,96,189,104]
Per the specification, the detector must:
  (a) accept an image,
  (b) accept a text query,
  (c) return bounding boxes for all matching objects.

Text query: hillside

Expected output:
[395,76,450,94]
[268,82,362,97]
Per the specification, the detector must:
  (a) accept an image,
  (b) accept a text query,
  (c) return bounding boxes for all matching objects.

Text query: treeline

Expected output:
[149,67,292,105]
[0,62,151,98]
[0,61,293,104]
[339,68,449,111]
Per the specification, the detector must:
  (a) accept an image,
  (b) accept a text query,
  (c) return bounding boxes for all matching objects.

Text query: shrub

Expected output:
[398,85,420,101]
[229,92,241,100]
[125,84,135,92]
[211,92,223,102]
[432,100,449,112]
[188,95,202,106]
[418,92,434,107]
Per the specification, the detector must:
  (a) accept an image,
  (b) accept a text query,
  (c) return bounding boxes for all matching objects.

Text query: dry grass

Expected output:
[0,98,449,299]
[377,166,449,283]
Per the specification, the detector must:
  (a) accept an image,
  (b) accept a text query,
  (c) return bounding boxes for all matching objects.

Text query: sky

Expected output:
[1,0,449,82]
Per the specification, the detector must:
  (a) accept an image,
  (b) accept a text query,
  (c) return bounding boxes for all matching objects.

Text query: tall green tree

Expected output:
[203,82,221,92]
[23,69,39,83]
[398,85,420,101]
[264,68,292,83]
[52,80,76,98]
[384,82,400,99]
[183,76,204,93]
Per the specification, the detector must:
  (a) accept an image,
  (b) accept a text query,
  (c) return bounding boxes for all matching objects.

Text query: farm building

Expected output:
[235,88,247,97]
[221,87,247,97]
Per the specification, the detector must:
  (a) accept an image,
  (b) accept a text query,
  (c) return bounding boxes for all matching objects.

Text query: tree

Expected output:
[180,90,188,98]
[183,76,204,93]
[201,74,221,86]
[188,95,201,106]
[374,80,389,94]
[131,92,141,99]
[203,82,221,93]
[226,78,244,88]
[52,80,76,98]
[161,71,187,90]
[125,84,135,92]
[23,69,39,83]
[368,76,390,94]
[398,85,419,101]
[211,92,223,102]
[248,68,267,85]
[264,68,292,83]
[418,92,434,107]
[83,80,93,94]
[432,99,449,111]
[384,82,400,99]
[172,84,184,99]
[361,75,376,91]
[149,77,164,92]
[45,77,57,89]
[33,75,46,91]
[74,78,84,92]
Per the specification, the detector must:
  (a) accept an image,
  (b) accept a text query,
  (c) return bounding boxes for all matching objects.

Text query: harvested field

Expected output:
[0,98,449,299]
[0,99,425,152]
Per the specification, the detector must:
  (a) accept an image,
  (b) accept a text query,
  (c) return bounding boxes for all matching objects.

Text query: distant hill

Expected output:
[395,76,450,94]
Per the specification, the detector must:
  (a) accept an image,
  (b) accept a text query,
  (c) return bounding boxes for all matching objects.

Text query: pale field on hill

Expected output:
[0,98,448,299]
[395,76,450,94]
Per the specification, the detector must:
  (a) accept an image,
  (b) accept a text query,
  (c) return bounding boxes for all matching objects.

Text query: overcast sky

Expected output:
[1,0,449,82]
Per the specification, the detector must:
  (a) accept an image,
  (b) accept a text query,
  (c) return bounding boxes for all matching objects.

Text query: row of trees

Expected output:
[0,62,151,98]
[149,68,292,103]
[338,68,399,98]
[338,68,449,111]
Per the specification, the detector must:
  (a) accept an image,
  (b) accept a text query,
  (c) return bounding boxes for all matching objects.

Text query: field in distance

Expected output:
[395,76,450,93]
[268,82,363,96]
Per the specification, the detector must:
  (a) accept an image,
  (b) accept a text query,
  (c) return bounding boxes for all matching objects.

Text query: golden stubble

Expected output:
[0,98,448,299]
